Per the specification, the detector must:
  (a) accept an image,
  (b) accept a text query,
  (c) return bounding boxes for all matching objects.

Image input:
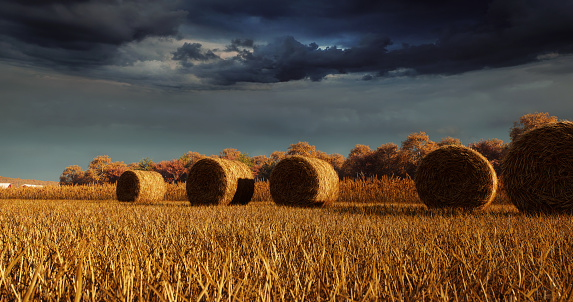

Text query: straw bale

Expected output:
[116,170,166,202]
[269,156,339,207]
[414,145,497,209]
[186,158,254,205]
[501,121,573,213]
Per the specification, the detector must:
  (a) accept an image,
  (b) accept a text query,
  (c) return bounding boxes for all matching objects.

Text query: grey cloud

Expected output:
[224,39,255,52]
[2,0,573,87]
[171,42,220,67]
[0,0,186,67]
[179,0,491,43]
[173,0,573,85]
[178,35,392,85]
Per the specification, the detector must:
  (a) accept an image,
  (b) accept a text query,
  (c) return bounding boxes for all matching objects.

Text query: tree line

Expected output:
[60,112,560,185]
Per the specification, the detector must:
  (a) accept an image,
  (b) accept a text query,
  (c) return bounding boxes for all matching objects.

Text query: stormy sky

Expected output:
[1,0,573,181]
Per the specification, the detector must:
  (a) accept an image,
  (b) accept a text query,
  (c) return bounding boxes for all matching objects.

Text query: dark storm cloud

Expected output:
[1,0,573,86]
[178,35,393,84]
[0,0,186,67]
[172,0,573,85]
[179,0,491,41]
[224,39,255,52]
[171,42,220,67]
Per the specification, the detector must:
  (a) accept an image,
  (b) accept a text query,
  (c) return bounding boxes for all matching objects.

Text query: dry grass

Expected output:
[0,184,117,200]
[1,199,572,301]
[0,177,511,205]
[338,176,420,204]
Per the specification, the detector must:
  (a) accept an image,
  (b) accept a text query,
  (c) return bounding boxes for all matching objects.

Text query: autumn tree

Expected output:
[154,159,187,183]
[270,151,286,162]
[257,143,344,179]
[180,151,207,169]
[251,155,273,179]
[399,132,438,178]
[256,153,284,180]
[219,148,242,160]
[218,148,255,173]
[509,112,558,141]
[342,145,374,177]
[82,169,101,184]
[286,141,316,157]
[59,165,85,186]
[468,138,507,175]
[71,155,113,184]
[87,155,112,181]
[438,137,463,147]
[342,143,402,178]
[103,161,128,183]
[372,143,400,177]
[318,153,345,177]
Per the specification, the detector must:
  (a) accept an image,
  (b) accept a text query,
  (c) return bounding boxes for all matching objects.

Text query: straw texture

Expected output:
[269,156,339,207]
[186,158,255,205]
[116,170,166,202]
[415,145,497,209]
[501,121,573,213]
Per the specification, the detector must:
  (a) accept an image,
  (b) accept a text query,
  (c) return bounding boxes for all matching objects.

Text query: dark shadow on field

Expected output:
[328,203,523,217]
[228,178,255,206]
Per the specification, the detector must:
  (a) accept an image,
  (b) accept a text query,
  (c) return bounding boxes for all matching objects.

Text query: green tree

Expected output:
[137,157,155,171]
[236,152,254,167]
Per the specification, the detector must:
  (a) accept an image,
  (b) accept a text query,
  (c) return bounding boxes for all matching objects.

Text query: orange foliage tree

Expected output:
[509,112,558,141]
[399,132,438,178]
[154,159,187,183]
[59,165,85,186]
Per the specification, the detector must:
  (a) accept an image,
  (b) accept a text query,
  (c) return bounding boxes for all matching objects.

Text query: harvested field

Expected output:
[0,177,511,204]
[0,199,571,300]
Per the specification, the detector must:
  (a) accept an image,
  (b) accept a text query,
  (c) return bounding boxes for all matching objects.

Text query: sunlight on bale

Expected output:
[415,145,497,210]
[502,121,573,213]
[186,158,255,205]
[270,156,339,207]
[116,170,166,202]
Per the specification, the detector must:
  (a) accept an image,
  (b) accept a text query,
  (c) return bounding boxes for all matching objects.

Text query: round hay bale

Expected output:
[414,145,497,209]
[186,158,254,205]
[501,121,573,213]
[116,170,166,202]
[269,156,339,207]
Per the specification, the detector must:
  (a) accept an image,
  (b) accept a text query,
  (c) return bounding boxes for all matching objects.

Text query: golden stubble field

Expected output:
[1,198,572,301]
